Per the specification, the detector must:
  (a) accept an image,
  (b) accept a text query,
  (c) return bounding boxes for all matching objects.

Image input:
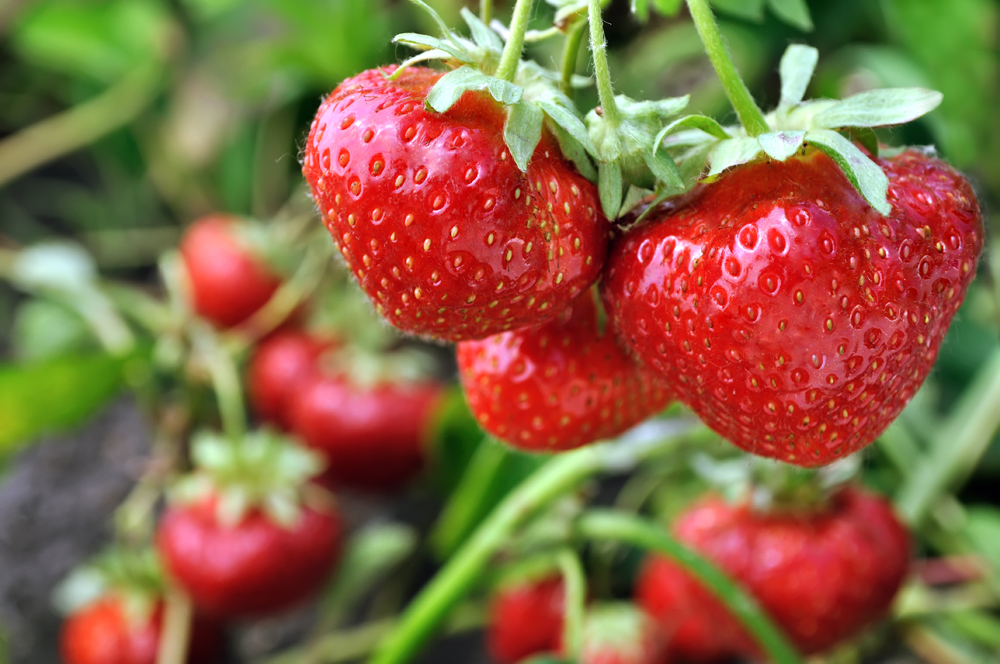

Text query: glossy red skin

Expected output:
[248,331,337,429]
[602,150,982,466]
[457,294,672,452]
[180,215,282,329]
[488,577,565,664]
[60,596,223,664]
[303,66,609,342]
[289,376,443,492]
[157,497,342,619]
[636,486,911,659]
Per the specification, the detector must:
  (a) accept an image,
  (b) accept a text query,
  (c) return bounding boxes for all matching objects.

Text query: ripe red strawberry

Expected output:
[602,149,982,466]
[559,603,665,664]
[157,492,342,618]
[180,215,282,328]
[636,485,911,659]
[487,575,565,664]
[289,374,443,492]
[302,66,609,342]
[457,293,672,452]
[60,595,223,664]
[248,330,338,429]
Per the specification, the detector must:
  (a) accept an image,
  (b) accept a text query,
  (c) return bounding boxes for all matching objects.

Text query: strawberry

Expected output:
[288,365,443,492]
[302,66,609,342]
[636,485,911,659]
[602,149,982,466]
[156,432,343,618]
[60,596,223,664]
[457,293,672,452]
[488,575,565,664]
[559,603,665,664]
[248,330,338,429]
[179,215,282,329]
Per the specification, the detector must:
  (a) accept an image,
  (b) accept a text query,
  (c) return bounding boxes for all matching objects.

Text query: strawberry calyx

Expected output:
[658,43,942,216]
[316,344,437,391]
[54,547,164,626]
[171,429,328,528]
[692,453,861,513]
[392,1,596,175]
[575,602,660,662]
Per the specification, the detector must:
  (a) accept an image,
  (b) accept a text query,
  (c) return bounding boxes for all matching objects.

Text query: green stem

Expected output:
[495,0,535,82]
[0,64,161,187]
[576,510,802,664]
[896,345,1000,526]
[557,549,586,661]
[429,437,510,559]
[684,0,768,136]
[191,324,247,443]
[587,0,622,126]
[367,424,696,664]
[560,20,588,97]
[480,0,493,24]
[156,589,192,664]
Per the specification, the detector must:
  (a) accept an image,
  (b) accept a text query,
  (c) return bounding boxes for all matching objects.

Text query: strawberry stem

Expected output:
[685,0,769,137]
[495,0,535,83]
[557,548,587,662]
[587,0,622,126]
[155,588,192,664]
[481,0,493,24]
[576,510,803,664]
[560,19,587,97]
[191,324,247,443]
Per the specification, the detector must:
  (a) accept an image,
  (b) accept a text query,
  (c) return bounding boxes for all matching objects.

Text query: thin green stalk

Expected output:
[557,549,586,661]
[0,64,161,187]
[480,0,493,24]
[896,345,1000,526]
[368,425,696,664]
[495,0,535,82]
[587,0,622,126]
[156,589,192,664]
[560,20,588,97]
[576,510,802,664]
[684,0,768,136]
[429,437,510,559]
[191,324,247,443]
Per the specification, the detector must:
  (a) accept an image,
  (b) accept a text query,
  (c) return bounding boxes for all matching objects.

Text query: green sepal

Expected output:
[406,0,457,38]
[598,160,623,220]
[549,119,598,180]
[621,185,655,217]
[707,137,761,177]
[173,429,327,528]
[425,65,523,113]
[536,100,597,156]
[805,129,891,215]
[653,115,731,153]
[460,7,504,51]
[812,87,943,129]
[847,126,880,158]
[766,0,813,32]
[505,101,546,171]
[53,547,164,621]
[757,130,805,161]
[643,146,684,192]
[392,33,474,65]
[777,44,818,109]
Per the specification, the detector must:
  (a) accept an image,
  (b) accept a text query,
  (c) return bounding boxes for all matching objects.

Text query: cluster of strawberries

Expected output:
[60,215,444,664]
[488,485,910,664]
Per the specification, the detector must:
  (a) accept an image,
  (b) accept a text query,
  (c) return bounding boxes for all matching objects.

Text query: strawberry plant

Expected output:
[0,0,999,663]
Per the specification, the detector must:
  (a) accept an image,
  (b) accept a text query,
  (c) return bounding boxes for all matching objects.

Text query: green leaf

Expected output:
[766,0,813,31]
[652,0,684,16]
[805,129,890,215]
[653,116,730,153]
[598,161,623,220]
[460,7,503,52]
[536,101,597,155]
[757,131,805,161]
[644,148,684,191]
[425,66,522,113]
[392,33,474,64]
[616,94,690,122]
[0,352,130,454]
[405,0,457,41]
[504,101,545,172]
[549,120,598,181]
[778,44,818,109]
[707,137,761,177]
[812,88,944,129]
[710,0,764,22]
